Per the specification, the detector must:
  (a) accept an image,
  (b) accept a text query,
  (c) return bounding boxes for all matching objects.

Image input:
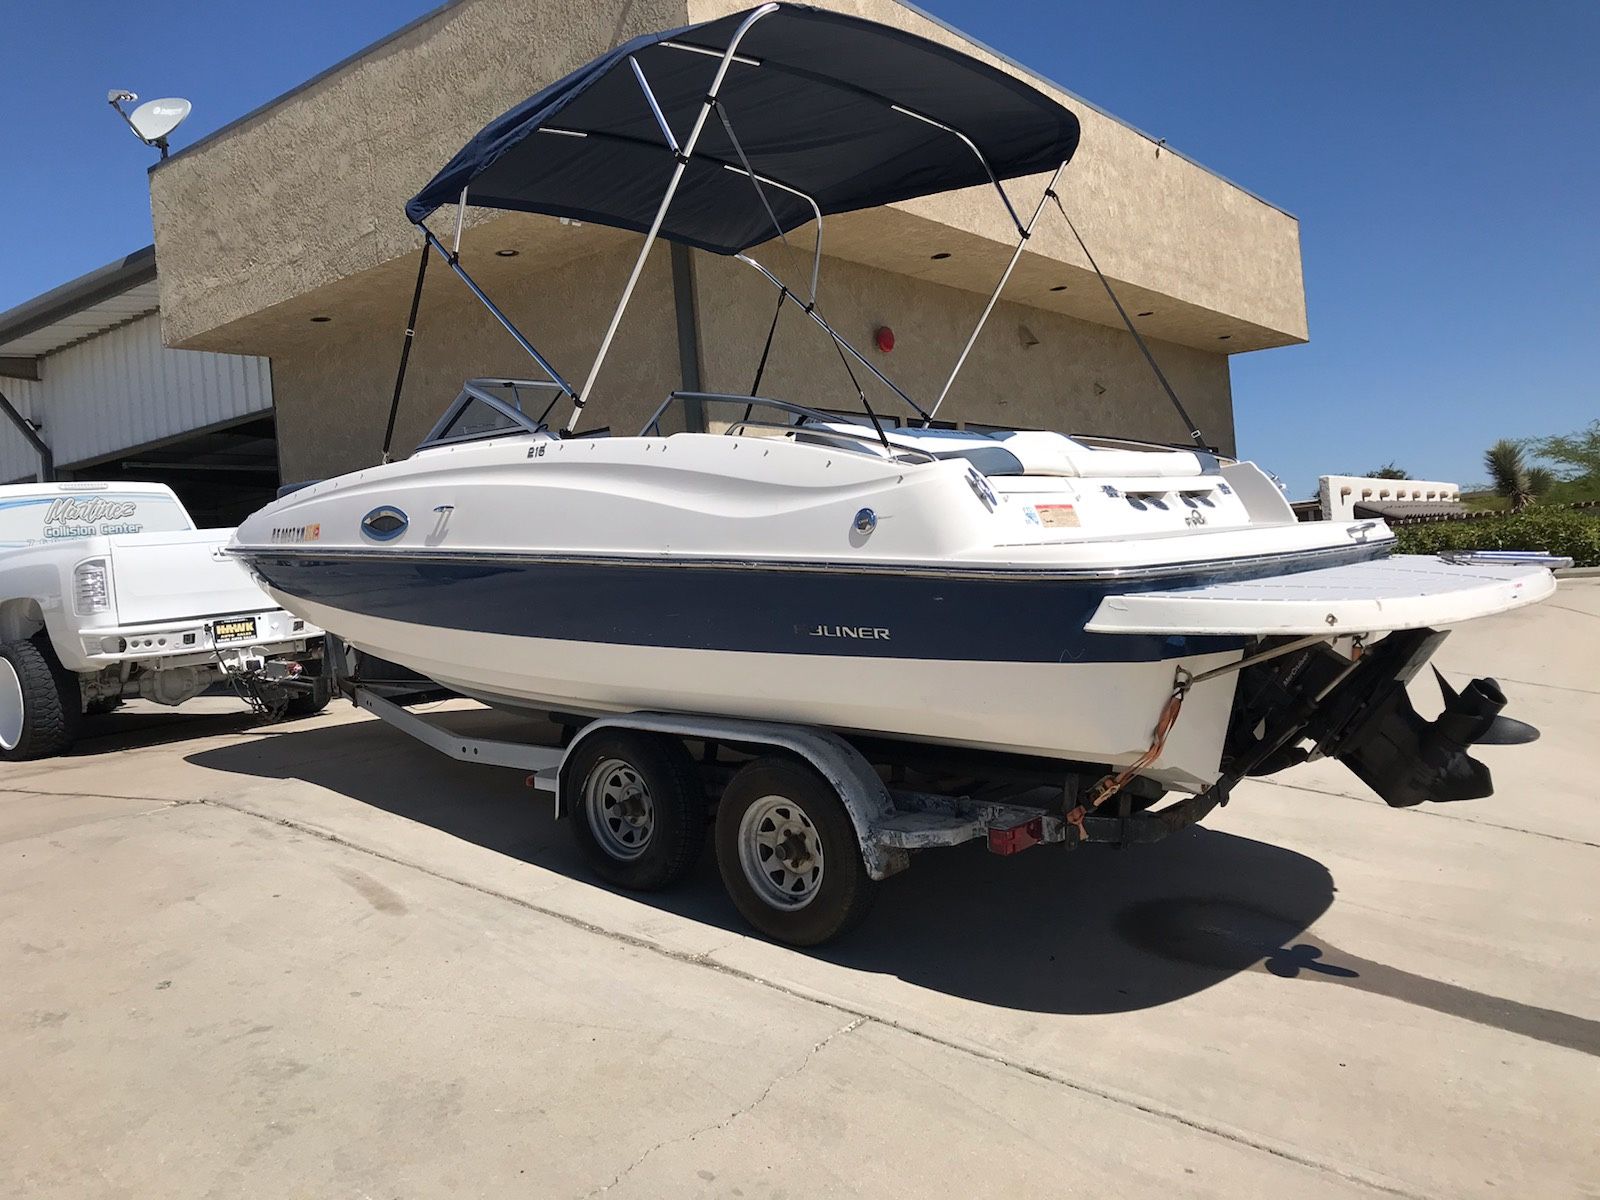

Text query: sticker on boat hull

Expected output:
[1035,504,1080,528]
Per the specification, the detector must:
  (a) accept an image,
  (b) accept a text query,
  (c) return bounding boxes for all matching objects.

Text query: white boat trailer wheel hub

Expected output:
[739,795,825,910]
[583,758,656,861]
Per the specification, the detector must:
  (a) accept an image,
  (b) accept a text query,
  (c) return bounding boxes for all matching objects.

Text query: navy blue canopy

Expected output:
[405,3,1080,255]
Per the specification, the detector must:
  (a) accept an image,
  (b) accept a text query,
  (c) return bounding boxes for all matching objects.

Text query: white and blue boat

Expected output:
[233,3,1560,810]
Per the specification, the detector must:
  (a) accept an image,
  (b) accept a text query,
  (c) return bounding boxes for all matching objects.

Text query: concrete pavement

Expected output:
[3,582,1597,1198]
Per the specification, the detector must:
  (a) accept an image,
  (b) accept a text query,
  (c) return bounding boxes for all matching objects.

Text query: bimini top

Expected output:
[404,3,1081,255]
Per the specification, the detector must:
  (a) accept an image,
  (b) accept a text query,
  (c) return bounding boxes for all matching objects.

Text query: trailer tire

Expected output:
[715,757,875,946]
[567,731,706,891]
[0,637,83,761]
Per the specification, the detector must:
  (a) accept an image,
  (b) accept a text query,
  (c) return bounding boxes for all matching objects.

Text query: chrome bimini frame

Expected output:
[399,1,1203,453]
[641,392,938,463]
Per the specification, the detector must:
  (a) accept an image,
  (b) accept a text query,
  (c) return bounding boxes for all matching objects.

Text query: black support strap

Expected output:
[749,289,787,397]
[381,241,432,463]
[712,99,789,253]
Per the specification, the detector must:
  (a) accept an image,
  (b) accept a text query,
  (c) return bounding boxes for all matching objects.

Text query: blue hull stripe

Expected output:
[233,550,1353,664]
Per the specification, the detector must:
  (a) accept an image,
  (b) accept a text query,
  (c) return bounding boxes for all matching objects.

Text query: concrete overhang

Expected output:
[149,0,1308,359]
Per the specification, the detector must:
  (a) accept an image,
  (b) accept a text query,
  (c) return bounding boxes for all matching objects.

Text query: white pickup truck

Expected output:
[0,481,327,760]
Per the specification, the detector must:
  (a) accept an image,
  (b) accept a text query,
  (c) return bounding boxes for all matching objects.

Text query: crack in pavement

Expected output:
[1255,777,1600,850]
[0,786,192,805]
[1544,602,1600,622]
[1485,674,1600,696]
[580,1017,866,1198]
[174,794,1426,1199]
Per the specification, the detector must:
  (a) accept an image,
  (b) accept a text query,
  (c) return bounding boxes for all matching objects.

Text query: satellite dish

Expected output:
[128,97,191,144]
[107,91,191,159]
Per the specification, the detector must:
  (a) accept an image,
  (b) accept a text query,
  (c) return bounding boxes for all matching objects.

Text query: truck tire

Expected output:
[85,696,124,717]
[715,757,876,946]
[0,637,83,761]
[567,731,706,891]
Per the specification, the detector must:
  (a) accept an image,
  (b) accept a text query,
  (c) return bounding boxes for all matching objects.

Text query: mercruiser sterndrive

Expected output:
[233,3,1560,821]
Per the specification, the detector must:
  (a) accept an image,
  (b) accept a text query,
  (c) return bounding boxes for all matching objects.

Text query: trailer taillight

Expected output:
[987,817,1043,855]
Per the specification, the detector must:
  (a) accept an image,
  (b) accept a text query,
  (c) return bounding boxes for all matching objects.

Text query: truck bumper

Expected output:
[74,609,323,674]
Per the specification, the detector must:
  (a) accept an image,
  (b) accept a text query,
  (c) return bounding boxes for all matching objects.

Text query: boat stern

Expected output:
[1223,625,1539,808]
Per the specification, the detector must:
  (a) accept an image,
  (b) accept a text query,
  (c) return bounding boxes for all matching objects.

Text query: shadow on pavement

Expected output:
[72,706,263,757]
[185,706,1600,1050]
[189,707,1343,1016]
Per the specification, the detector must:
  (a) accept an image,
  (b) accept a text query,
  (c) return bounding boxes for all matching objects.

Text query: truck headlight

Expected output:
[73,559,111,614]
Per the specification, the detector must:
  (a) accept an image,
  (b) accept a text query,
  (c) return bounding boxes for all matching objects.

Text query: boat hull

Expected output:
[277,590,1243,791]
[240,547,1267,788]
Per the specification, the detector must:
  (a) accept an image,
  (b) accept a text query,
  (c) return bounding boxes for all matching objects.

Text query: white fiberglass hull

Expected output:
[283,592,1241,792]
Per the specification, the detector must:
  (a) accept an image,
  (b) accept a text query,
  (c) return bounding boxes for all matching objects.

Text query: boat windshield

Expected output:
[418,379,561,449]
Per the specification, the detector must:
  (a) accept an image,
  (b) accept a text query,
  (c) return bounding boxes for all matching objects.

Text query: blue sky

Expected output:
[3,0,1595,494]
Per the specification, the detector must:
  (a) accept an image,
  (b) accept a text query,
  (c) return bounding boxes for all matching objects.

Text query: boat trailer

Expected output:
[327,638,1226,946]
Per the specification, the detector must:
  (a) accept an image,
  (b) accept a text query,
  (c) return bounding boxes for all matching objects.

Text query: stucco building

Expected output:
[83,0,1310,490]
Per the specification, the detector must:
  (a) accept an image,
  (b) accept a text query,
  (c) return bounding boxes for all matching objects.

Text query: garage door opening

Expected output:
[65,414,280,528]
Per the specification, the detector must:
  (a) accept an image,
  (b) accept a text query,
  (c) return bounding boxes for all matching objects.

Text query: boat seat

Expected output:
[820,423,1028,475]
[991,430,1203,478]
[927,446,1025,475]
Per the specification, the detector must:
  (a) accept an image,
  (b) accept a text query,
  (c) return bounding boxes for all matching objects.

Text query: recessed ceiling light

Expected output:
[1137,310,1154,317]
[930,252,951,260]
[1049,285,1068,292]
[310,316,331,323]
[495,248,520,257]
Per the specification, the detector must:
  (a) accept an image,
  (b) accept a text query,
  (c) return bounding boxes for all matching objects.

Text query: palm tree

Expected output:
[1484,440,1541,511]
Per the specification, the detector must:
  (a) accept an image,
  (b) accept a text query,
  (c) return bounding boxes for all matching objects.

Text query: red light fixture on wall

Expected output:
[874,326,895,353]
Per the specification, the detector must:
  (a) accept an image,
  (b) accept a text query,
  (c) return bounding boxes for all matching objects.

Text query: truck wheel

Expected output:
[286,675,332,717]
[0,638,83,761]
[85,696,124,717]
[567,731,706,891]
[715,757,875,947]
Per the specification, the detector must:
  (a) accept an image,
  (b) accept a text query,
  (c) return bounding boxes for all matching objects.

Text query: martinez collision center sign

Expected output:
[43,496,144,538]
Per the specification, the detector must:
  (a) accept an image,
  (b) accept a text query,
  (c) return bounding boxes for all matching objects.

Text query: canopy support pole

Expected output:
[1046,192,1207,448]
[419,225,576,398]
[889,104,1025,237]
[717,162,823,307]
[568,2,779,433]
[735,254,929,421]
[926,160,1068,423]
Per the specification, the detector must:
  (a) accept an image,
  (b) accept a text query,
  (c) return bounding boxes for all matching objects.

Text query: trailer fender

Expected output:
[559,712,909,880]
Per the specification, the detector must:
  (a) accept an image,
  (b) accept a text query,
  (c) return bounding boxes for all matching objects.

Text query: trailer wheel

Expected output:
[0,637,83,761]
[715,757,875,946]
[567,731,706,891]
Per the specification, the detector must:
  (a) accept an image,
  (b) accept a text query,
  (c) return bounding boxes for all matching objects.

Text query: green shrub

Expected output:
[1394,507,1600,567]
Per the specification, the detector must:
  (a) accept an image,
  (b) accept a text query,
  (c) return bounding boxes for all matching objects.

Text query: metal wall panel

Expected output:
[0,375,45,483]
[0,314,271,482]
